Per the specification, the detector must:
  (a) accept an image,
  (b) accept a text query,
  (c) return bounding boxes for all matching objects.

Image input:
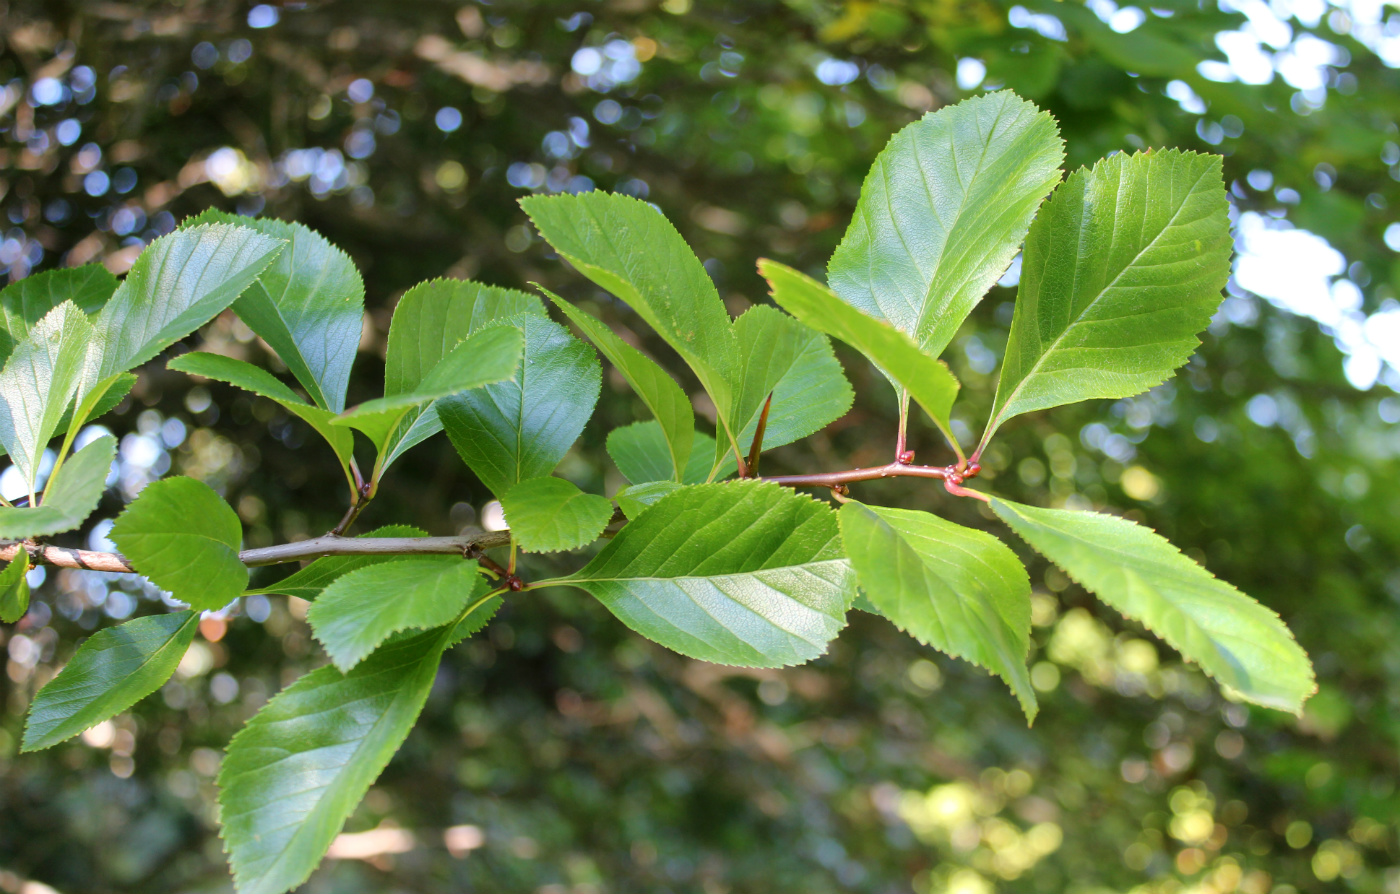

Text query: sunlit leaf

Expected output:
[501,476,613,552]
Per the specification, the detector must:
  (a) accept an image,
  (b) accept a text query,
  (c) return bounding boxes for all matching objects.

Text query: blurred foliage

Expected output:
[1,1,1399,892]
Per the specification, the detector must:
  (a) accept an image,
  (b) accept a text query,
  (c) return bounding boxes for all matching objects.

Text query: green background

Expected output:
[1,1,1397,891]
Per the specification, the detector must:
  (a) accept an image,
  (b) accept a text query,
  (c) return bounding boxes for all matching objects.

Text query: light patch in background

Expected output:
[956,58,987,90]
[1233,212,1399,389]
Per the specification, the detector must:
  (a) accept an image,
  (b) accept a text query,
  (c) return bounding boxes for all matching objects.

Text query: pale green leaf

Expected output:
[183,211,364,412]
[333,324,524,460]
[828,90,1064,359]
[90,224,284,382]
[0,551,30,623]
[0,435,115,539]
[991,497,1315,713]
[606,421,732,486]
[439,314,600,498]
[0,264,116,365]
[548,481,855,668]
[0,302,95,488]
[218,627,454,894]
[244,525,427,600]
[22,611,198,751]
[110,477,247,612]
[983,149,1232,448]
[839,502,1036,720]
[614,480,683,520]
[521,192,737,434]
[168,352,354,471]
[547,289,694,481]
[761,260,962,449]
[501,477,613,552]
[306,557,485,671]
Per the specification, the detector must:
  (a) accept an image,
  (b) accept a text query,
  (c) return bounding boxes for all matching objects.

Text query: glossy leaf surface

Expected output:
[984,149,1232,447]
[552,481,855,668]
[501,476,613,552]
[828,90,1064,359]
[23,611,198,751]
[0,301,95,487]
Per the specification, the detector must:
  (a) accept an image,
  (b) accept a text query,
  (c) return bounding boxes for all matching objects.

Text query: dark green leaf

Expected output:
[614,480,683,520]
[547,289,694,481]
[501,477,613,552]
[306,558,485,671]
[0,435,115,539]
[549,481,855,668]
[991,498,1315,713]
[839,501,1036,720]
[828,90,1064,359]
[22,611,198,751]
[983,149,1232,448]
[110,477,247,612]
[439,314,600,498]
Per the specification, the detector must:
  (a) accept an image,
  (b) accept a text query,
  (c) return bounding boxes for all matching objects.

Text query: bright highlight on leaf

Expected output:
[307,557,486,671]
[991,498,1316,714]
[110,476,247,612]
[982,149,1232,449]
[23,611,198,751]
[839,501,1037,720]
[501,477,613,552]
[550,481,856,668]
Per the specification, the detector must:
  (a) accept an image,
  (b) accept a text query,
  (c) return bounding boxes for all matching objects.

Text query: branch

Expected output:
[763,459,986,501]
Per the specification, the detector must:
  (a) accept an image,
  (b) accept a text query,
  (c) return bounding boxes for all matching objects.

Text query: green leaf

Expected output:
[22,611,198,751]
[67,372,136,435]
[548,481,855,668]
[168,352,354,472]
[0,302,96,488]
[501,477,613,552]
[373,279,544,473]
[606,421,733,486]
[983,149,1232,448]
[838,502,1036,720]
[990,497,1316,713]
[547,289,694,481]
[184,211,364,412]
[218,613,491,894]
[724,305,853,470]
[0,435,115,539]
[828,90,1064,359]
[761,260,961,448]
[0,551,30,623]
[0,264,116,365]
[110,477,247,612]
[244,525,427,600]
[333,324,524,463]
[614,480,683,520]
[306,558,485,671]
[521,192,737,434]
[439,314,600,498]
[90,223,284,382]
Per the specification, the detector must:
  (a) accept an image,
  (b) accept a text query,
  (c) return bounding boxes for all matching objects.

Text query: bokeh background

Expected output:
[2,1,1399,892]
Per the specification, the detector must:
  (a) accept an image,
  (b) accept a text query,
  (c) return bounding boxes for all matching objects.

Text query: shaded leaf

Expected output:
[110,477,247,612]
[22,611,198,751]
[501,477,613,552]
[606,421,732,485]
[0,265,116,365]
[549,481,855,668]
[828,90,1064,359]
[614,480,683,520]
[0,551,30,623]
[439,314,600,498]
[839,501,1036,720]
[306,558,485,671]
[983,149,1232,448]
[548,289,694,481]
[991,497,1315,713]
